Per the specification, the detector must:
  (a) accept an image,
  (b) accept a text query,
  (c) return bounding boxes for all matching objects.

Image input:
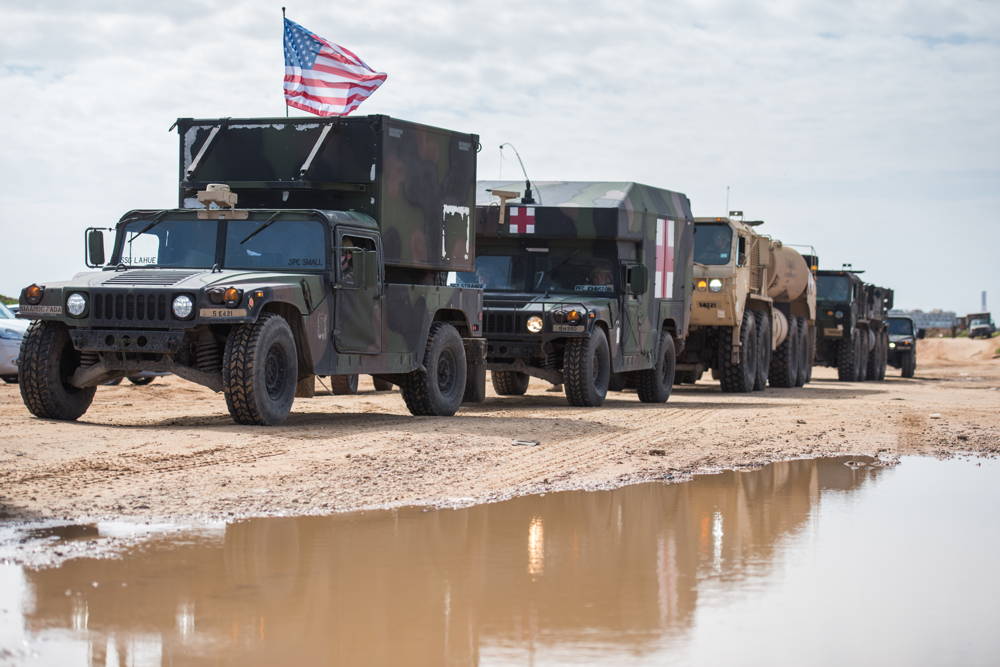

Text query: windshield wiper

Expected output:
[127,210,170,244]
[240,212,282,245]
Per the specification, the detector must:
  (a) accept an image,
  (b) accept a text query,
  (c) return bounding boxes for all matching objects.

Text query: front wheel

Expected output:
[223,313,298,426]
[19,321,96,420]
[637,331,676,403]
[400,322,467,416]
[720,310,757,393]
[563,330,610,407]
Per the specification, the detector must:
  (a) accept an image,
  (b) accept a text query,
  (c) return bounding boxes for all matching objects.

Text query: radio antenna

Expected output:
[499,143,540,204]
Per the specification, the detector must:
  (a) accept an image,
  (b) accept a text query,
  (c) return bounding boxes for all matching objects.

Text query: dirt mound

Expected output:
[918,337,998,363]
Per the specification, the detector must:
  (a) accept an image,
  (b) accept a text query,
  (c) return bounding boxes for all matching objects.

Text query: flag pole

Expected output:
[282,6,289,117]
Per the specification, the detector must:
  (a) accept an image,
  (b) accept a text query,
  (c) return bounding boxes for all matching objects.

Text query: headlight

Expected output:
[66,292,87,317]
[526,315,544,333]
[889,342,896,349]
[0,328,22,341]
[835,311,844,319]
[172,295,194,319]
[708,278,723,293]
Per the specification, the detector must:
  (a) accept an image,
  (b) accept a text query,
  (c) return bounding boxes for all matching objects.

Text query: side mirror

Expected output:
[917,328,926,339]
[628,264,648,296]
[86,229,106,267]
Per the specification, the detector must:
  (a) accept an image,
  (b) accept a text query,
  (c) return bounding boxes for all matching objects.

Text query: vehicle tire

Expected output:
[1,375,18,384]
[794,316,809,387]
[804,323,815,383]
[564,329,611,407]
[608,372,627,392]
[223,312,298,426]
[128,375,155,386]
[720,310,758,393]
[638,331,676,403]
[837,329,859,381]
[400,322,467,416]
[372,377,394,391]
[18,320,96,421]
[492,370,530,396]
[754,311,771,391]
[463,353,487,404]
[876,330,888,381]
[856,329,869,381]
[330,374,359,395]
[769,314,798,388]
[901,351,916,378]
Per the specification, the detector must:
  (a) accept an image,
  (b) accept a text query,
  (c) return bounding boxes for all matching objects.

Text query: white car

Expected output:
[0,303,29,383]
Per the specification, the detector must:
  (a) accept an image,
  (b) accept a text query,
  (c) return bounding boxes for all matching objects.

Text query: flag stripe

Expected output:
[284,88,376,107]
[283,68,384,89]
[284,75,382,95]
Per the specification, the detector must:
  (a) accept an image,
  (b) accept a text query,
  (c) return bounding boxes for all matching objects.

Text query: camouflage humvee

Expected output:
[17,116,485,425]
[814,269,893,381]
[451,181,693,407]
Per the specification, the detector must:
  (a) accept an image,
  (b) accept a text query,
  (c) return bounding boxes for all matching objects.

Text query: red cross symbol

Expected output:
[508,206,535,234]
[655,218,674,298]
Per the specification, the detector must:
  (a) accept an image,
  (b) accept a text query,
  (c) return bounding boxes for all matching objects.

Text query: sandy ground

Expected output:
[1,337,998,523]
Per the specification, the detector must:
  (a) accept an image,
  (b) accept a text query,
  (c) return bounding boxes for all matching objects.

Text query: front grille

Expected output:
[91,292,171,325]
[103,270,200,286]
[484,311,528,335]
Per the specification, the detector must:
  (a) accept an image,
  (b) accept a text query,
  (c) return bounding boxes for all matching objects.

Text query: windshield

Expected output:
[888,319,913,335]
[451,245,617,295]
[0,304,12,319]
[817,275,852,302]
[970,319,986,326]
[114,218,327,271]
[693,224,733,265]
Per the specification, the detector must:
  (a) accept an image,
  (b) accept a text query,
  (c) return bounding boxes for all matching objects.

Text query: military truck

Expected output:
[450,181,693,407]
[886,315,922,377]
[16,115,484,425]
[675,214,816,392]
[968,315,995,339]
[814,269,893,381]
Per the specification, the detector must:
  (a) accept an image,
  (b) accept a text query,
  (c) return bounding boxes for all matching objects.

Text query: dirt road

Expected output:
[1,338,998,522]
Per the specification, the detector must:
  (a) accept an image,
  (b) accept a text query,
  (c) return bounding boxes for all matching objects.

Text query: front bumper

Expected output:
[70,329,185,354]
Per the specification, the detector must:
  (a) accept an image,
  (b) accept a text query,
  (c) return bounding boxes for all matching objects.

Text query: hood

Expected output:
[45,268,318,291]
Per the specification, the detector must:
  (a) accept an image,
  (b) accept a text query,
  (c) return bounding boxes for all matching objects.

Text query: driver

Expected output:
[590,266,614,286]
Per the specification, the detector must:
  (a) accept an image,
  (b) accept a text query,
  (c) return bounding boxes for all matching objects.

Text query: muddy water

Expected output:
[2,456,999,666]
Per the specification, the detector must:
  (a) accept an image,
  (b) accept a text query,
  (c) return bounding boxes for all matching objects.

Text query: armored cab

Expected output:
[814,269,893,381]
[17,115,485,425]
[677,215,817,392]
[451,181,693,407]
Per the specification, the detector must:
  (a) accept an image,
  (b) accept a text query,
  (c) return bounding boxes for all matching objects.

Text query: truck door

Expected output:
[334,231,383,354]
[622,263,644,358]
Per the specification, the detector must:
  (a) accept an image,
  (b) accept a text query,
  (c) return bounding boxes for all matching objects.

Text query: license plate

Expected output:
[19,305,62,314]
[823,327,843,337]
[553,324,585,333]
[200,308,248,318]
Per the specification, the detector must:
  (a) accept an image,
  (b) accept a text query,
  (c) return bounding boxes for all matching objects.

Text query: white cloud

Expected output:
[1,0,998,312]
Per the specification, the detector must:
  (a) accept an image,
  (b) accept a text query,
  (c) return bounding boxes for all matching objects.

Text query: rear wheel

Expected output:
[19,320,96,420]
[876,330,888,380]
[770,314,799,388]
[492,370,530,396]
[223,313,298,425]
[753,311,771,391]
[400,322,467,416]
[794,316,809,387]
[857,329,870,381]
[330,374,359,395]
[720,310,757,393]
[564,330,610,407]
[804,323,815,383]
[638,331,676,403]
[901,351,916,378]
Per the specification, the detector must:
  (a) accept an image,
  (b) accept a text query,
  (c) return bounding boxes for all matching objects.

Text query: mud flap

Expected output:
[462,338,487,403]
[295,374,316,398]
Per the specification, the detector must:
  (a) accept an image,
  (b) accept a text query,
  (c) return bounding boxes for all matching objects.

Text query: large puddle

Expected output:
[2,456,998,665]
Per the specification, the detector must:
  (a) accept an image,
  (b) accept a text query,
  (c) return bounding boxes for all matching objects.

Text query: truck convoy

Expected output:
[814,269,893,381]
[676,214,816,392]
[16,115,485,425]
[451,181,693,407]
[886,315,922,377]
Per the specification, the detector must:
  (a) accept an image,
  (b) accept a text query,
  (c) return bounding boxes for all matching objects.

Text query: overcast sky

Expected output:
[1,0,997,314]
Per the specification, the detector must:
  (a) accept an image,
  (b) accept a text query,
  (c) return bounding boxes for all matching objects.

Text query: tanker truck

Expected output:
[675,213,816,392]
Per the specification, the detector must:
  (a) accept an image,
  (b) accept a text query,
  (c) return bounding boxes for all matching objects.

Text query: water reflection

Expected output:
[12,458,890,665]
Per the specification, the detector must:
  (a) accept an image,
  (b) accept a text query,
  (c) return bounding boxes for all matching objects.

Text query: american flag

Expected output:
[283,18,387,117]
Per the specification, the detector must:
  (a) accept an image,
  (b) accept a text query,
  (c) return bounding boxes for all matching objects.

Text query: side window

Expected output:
[338,234,377,287]
[737,236,747,266]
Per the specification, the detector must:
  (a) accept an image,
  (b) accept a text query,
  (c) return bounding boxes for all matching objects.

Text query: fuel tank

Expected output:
[767,245,811,303]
